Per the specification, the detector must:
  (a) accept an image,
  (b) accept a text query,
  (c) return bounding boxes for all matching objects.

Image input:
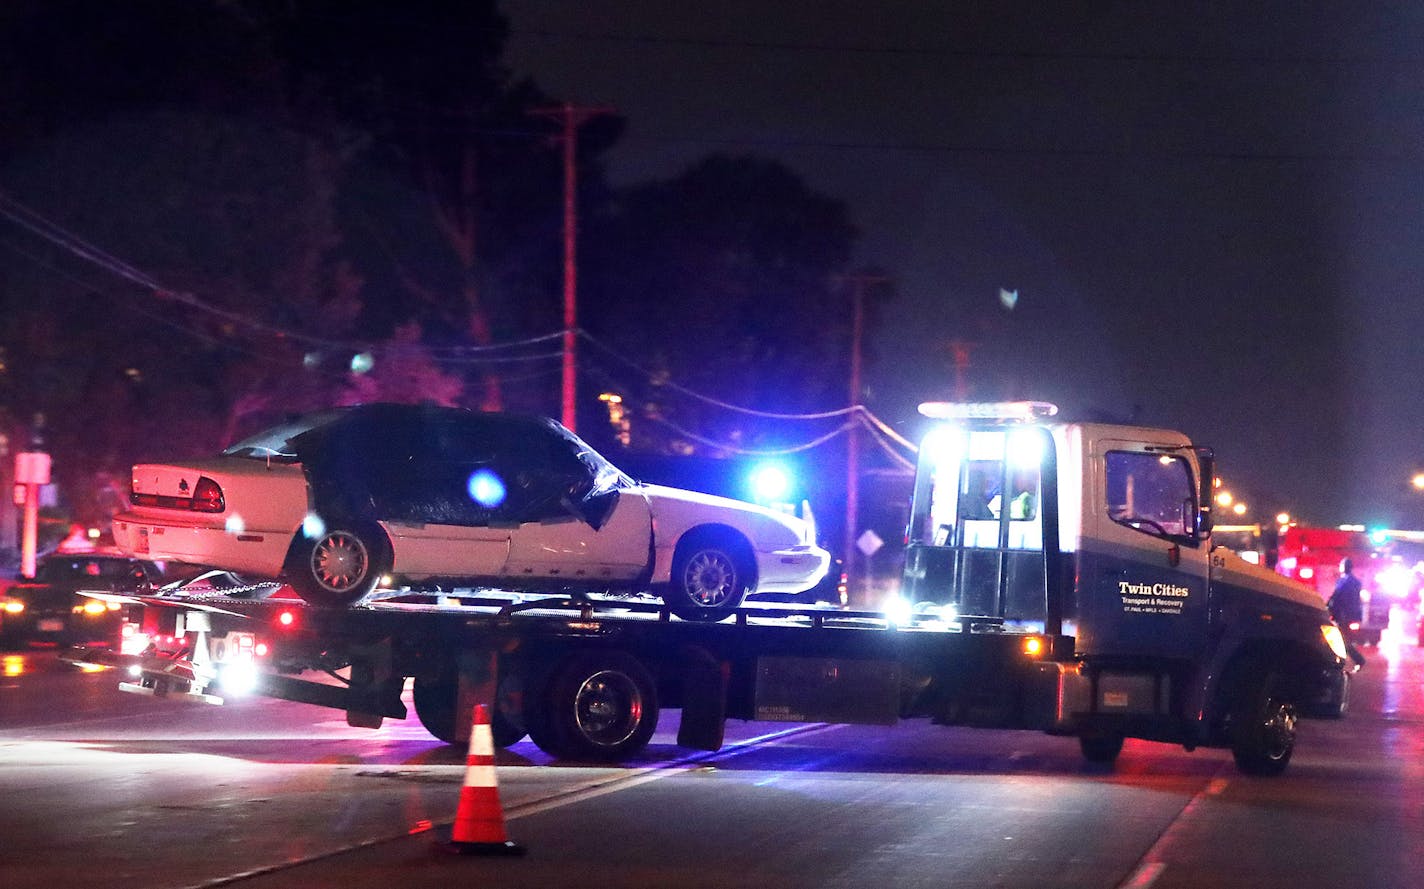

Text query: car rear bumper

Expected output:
[113,512,293,577]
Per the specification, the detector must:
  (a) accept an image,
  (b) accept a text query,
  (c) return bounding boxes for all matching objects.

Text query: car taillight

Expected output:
[192,477,225,513]
[131,475,226,513]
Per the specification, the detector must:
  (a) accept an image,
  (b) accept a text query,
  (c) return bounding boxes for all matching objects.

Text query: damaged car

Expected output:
[113,403,829,619]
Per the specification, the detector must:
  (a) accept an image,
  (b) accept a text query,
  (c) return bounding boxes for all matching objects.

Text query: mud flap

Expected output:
[345,638,407,728]
[677,645,728,751]
[452,649,499,744]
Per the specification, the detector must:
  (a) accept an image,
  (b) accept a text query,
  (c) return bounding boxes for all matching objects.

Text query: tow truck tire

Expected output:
[413,674,460,745]
[663,532,752,622]
[286,522,390,607]
[413,673,527,748]
[1079,734,1124,764]
[1230,668,1298,777]
[538,651,659,761]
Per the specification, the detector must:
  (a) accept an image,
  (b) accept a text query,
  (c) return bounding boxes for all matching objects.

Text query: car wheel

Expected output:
[286,522,389,607]
[1079,733,1124,765]
[665,533,751,621]
[1230,668,1297,777]
[535,651,658,761]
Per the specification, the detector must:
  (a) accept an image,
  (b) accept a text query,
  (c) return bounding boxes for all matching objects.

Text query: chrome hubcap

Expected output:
[683,550,737,607]
[312,531,369,593]
[1262,699,1298,760]
[574,670,642,747]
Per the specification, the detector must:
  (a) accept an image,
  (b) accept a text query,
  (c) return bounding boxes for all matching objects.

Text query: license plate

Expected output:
[135,527,150,554]
[38,619,64,632]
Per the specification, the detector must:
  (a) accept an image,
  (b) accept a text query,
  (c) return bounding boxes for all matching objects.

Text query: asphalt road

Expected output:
[2,618,1422,889]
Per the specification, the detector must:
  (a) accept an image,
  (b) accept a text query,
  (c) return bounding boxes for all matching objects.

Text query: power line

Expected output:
[511,26,1424,68]
[857,413,917,473]
[0,187,569,358]
[644,412,861,457]
[579,330,860,421]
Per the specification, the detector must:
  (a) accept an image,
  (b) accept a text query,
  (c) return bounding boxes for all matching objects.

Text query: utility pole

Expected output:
[532,102,613,433]
[842,274,888,608]
[947,339,979,400]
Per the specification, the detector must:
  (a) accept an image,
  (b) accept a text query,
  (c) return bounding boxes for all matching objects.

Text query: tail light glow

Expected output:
[191,477,225,513]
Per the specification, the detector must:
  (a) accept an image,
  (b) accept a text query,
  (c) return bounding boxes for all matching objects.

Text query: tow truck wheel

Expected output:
[413,672,527,748]
[1230,669,1298,776]
[664,533,752,621]
[413,674,461,744]
[539,651,659,761]
[286,522,389,607]
[1079,734,1124,764]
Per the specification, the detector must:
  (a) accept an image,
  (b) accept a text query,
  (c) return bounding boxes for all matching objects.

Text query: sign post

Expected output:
[15,451,50,578]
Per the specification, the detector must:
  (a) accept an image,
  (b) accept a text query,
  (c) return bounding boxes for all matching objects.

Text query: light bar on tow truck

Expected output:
[917,401,1059,421]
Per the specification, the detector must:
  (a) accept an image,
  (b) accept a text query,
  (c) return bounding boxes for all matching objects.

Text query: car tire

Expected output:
[664,532,752,621]
[1079,733,1124,765]
[1230,667,1297,777]
[536,651,658,761]
[286,522,389,607]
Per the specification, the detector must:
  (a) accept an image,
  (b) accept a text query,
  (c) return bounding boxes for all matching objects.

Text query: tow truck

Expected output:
[69,402,1349,776]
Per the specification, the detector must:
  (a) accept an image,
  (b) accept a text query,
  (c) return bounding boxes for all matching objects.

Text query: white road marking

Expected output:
[506,723,842,821]
[1114,763,1229,889]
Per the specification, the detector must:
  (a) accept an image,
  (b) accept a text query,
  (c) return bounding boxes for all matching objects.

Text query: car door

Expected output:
[377,413,511,580]
[1075,436,1211,658]
[497,424,652,587]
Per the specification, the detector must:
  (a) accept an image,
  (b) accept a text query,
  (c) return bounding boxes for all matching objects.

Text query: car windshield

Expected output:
[222,409,350,461]
[543,420,634,495]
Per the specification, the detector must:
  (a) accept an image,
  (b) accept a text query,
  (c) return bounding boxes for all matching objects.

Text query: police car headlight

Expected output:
[1321,624,1348,661]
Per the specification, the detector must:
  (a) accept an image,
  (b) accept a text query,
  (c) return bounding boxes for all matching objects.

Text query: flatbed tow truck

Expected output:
[68,402,1350,775]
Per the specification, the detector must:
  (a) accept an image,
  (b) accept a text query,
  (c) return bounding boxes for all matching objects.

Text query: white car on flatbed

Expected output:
[113,403,829,619]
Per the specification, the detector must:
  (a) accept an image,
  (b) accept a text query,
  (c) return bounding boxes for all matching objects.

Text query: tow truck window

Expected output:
[912,429,1042,550]
[1105,451,1195,541]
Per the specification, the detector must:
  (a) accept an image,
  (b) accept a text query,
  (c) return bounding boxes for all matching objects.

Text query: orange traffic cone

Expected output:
[440,703,525,856]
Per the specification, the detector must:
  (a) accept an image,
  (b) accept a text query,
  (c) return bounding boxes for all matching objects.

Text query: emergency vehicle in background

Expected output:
[1274,525,1391,646]
[71,402,1349,777]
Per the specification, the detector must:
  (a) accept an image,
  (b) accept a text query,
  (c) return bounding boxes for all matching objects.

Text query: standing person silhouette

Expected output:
[1328,557,1367,669]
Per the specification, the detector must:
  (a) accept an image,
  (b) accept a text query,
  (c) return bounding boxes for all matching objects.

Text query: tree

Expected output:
[0,2,559,527]
[581,155,865,453]
[257,0,622,412]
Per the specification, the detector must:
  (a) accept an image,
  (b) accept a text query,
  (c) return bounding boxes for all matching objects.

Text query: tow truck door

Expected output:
[1076,436,1211,658]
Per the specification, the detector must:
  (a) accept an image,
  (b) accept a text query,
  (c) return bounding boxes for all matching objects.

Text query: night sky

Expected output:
[503,2,1424,529]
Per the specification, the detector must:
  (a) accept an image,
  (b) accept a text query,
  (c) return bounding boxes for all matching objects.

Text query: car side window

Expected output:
[496,426,569,524]
[1105,451,1195,541]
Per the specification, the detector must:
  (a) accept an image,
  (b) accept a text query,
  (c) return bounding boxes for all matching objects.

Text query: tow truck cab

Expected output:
[901,402,1349,774]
